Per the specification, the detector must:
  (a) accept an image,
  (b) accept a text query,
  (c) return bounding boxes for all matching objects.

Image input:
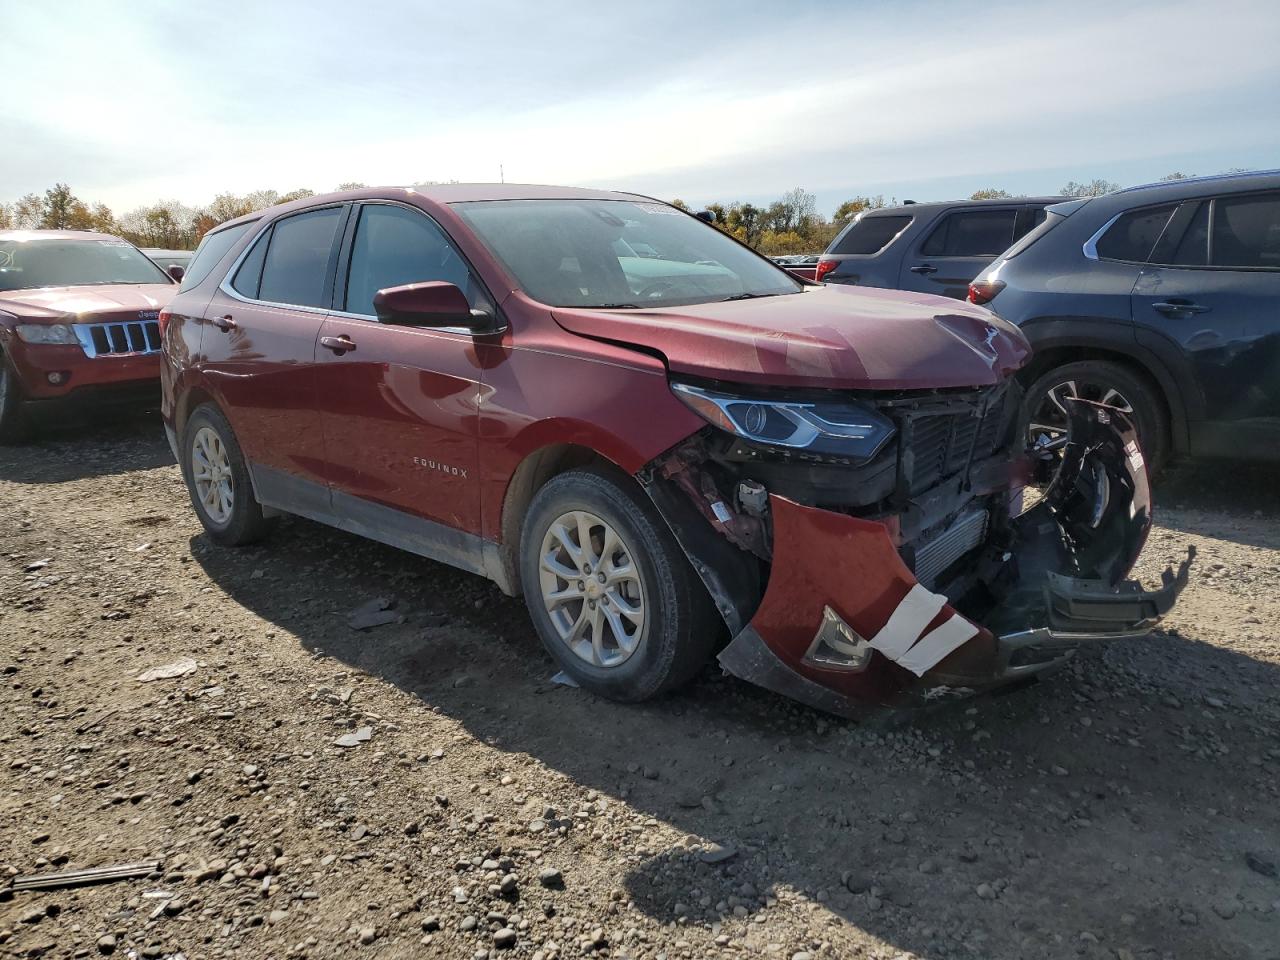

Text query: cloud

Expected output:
[3,0,1277,212]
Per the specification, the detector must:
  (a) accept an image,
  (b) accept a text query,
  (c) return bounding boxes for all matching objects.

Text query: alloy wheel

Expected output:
[191,426,234,525]
[538,510,647,668]
[1028,378,1133,454]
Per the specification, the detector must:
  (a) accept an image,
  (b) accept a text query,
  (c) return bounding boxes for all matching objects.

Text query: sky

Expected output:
[3,0,1278,217]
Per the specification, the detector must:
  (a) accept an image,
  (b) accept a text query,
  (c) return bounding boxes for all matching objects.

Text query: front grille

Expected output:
[74,321,161,358]
[911,507,988,588]
[900,384,1012,495]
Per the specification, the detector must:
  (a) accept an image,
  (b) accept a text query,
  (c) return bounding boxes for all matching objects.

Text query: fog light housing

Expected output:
[803,606,873,672]
[46,371,70,385]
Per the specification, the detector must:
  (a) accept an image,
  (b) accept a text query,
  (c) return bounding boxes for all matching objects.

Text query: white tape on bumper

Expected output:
[867,583,980,676]
[869,583,947,659]
[895,615,980,677]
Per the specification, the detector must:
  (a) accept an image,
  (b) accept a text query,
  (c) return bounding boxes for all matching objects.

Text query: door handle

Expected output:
[211,315,237,332]
[320,335,357,354]
[1152,300,1210,316]
[909,264,938,274]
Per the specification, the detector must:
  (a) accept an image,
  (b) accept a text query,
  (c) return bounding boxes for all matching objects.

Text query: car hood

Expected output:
[0,284,174,321]
[552,284,1031,390]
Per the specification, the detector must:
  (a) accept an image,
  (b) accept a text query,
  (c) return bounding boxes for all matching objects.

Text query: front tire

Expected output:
[180,404,272,546]
[0,355,31,444]
[1023,360,1169,475]
[519,468,718,702]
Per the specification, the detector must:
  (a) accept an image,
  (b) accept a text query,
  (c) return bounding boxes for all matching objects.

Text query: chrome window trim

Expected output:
[1081,212,1124,261]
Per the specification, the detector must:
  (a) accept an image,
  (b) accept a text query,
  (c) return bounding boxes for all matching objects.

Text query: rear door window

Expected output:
[1211,192,1280,269]
[1167,202,1210,266]
[920,209,1017,257]
[180,221,255,292]
[230,227,271,299]
[831,215,912,255]
[257,207,345,308]
[342,204,484,316]
[1094,204,1177,262]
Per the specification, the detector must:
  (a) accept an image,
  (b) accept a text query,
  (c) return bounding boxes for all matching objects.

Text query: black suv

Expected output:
[815,198,1065,299]
[971,170,1280,470]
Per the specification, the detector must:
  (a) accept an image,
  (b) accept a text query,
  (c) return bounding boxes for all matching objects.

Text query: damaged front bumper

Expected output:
[712,401,1194,716]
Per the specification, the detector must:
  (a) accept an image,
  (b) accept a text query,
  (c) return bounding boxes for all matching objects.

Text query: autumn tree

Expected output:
[970,188,1011,200]
[1059,179,1121,198]
[40,183,81,229]
[833,195,885,224]
[1160,172,1193,181]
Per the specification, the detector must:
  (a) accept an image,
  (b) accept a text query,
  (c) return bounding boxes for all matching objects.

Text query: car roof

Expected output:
[210,183,659,234]
[860,197,1068,217]
[141,248,191,256]
[0,229,126,242]
[1107,168,1280,200]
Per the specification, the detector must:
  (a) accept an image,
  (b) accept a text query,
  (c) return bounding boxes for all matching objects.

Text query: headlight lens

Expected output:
[16,323,78,345]
[671,382,895,459]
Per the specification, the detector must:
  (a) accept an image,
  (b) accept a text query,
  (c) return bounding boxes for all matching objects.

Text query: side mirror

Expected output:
[166,264,185,282]
[372,282,489,331]
[695,210,715,224]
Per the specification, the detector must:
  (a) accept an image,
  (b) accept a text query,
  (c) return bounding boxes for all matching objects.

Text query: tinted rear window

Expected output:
[1002,210,1067,260]
[831,215,912,255]
[921,209,1017,257]
[1212,192,1280,269]
[257,207,344,308]
[180,221,254,292]
[1095,204,1177,262]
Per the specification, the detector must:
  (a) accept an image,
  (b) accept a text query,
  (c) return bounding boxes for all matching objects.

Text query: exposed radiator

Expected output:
[911,507,988,589]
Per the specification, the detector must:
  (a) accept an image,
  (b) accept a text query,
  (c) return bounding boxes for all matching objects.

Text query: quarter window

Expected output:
[920,210,1017,257]
[1211,193,1280,269]
[1094,204,1177,262]
[343,204,481,316]
[230,227,271,299]
[831,215,912,255]
[181,221,254,292]
[1169,203,1209,267]
[256,207,344,308]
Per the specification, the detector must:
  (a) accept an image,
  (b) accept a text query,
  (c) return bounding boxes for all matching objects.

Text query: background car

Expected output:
[971,170,1280,470]
[816,197,1065,298]
[0,230,174,441]
[142,248,193,279]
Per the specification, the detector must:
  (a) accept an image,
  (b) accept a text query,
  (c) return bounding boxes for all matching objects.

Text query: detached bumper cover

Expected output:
[718,401,1194,715]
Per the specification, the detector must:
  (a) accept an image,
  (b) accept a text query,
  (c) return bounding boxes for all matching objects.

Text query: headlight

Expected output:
[671,382,895,459]
[16,323,78,345]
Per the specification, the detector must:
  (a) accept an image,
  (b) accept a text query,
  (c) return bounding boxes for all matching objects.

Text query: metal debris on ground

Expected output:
[550,670,580,688]
[136,658,198,682]
[11,861,163,892]
[347,596,399,631]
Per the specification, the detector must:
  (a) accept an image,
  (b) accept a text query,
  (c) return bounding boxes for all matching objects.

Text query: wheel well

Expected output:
[1017,345,1175,444]
[176,387,217,437]
[493,443,624,596]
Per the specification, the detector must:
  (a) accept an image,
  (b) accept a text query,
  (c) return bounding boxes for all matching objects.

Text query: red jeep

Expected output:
[160,186,1191,715]
[0,230,176,441]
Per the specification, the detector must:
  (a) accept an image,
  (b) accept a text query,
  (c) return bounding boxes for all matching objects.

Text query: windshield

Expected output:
[453,199,803,308]
[0,238,170,292]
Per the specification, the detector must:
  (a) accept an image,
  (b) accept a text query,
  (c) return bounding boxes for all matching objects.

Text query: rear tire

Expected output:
[0,355,31,444]
[519,467,719,702]
[1022,360,1169,475]
[180,404,272,546]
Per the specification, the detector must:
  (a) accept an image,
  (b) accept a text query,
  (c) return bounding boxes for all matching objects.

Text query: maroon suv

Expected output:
[0,230,176,441]
[159,185,1192,716]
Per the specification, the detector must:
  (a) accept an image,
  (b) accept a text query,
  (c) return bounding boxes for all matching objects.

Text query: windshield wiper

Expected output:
[719,292,778,302]
[592,303,643,309]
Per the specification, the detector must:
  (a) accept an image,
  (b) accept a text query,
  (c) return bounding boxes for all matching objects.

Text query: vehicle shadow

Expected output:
[0,404,172,483]
[1154,460,1280,550]
[190,515,1280,960]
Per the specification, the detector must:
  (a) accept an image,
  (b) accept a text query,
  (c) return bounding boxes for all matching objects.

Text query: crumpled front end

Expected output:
[645,395,1193,716]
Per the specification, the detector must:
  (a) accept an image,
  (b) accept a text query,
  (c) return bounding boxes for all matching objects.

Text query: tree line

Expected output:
[0,171,1238,254]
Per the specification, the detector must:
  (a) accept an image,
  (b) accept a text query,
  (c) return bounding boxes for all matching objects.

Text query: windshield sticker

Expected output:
[636,203,682,216]
[97,239,131,247]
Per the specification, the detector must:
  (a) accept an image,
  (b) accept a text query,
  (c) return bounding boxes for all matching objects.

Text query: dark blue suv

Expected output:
[971,170,1280,470]
[815,198,1065,299]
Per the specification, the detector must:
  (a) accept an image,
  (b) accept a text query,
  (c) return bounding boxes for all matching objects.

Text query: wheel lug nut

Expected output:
[577,581,585,591]
[596,573,605,583]
[588,601,596,610]
[583,564,592,574]
[602,596,610,605]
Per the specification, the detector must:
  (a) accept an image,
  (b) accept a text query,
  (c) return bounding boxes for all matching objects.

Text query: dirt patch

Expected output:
[2,409,1278,960]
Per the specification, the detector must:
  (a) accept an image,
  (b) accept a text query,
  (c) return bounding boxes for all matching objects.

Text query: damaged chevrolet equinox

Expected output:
[160,185,1193,716]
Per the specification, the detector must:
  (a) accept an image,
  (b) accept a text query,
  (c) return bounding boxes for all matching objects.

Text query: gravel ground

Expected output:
[2,406,1278,960]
